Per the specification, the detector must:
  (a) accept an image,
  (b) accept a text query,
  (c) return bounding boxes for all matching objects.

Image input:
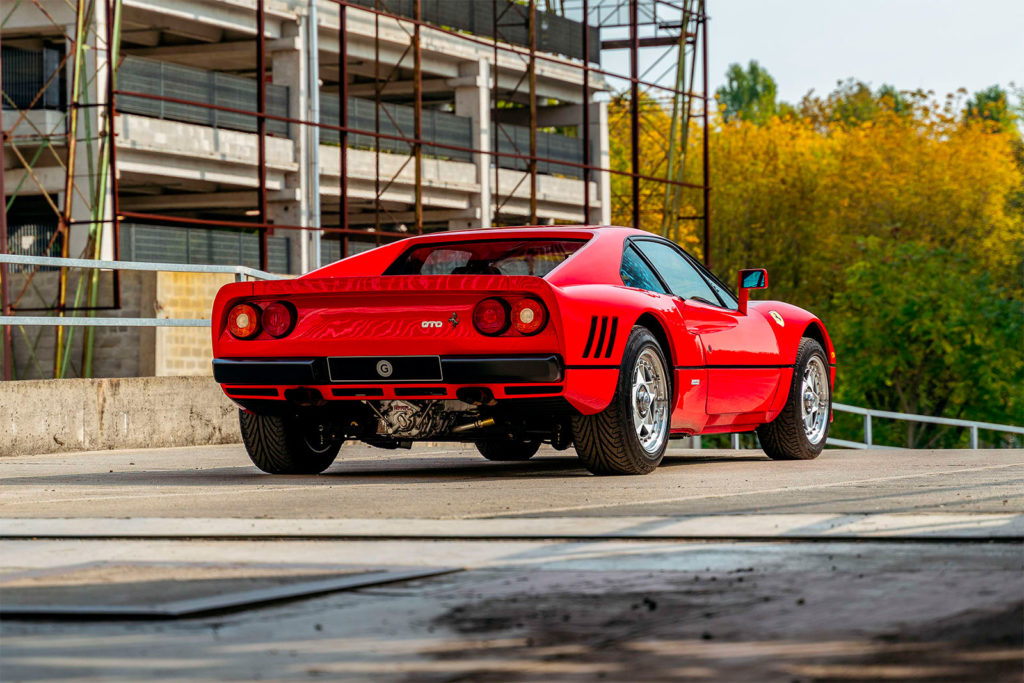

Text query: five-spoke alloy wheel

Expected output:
[572,326,671,475]
[757,337,832,460]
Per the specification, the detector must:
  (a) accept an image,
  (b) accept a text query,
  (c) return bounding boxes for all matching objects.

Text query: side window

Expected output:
[699,266,739,310]
[635,240,721,304]
[620,246,668,294]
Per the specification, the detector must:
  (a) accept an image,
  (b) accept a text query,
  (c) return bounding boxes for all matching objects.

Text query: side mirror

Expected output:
[737,268,768,314]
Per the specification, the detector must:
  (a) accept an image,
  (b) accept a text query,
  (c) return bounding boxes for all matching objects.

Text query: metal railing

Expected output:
[0,254,279,328]
[718,402,1024,451]
[4,256,1022,448]
[827,402,1024,450]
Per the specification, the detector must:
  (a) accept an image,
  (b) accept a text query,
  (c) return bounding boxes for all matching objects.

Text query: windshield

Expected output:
[383,238,587,277]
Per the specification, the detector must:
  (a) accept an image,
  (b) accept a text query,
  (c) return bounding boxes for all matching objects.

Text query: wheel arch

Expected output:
[801,320,834,363]
[634,312,675,367]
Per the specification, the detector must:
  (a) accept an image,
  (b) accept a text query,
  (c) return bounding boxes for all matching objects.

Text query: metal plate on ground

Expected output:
[0,562,458,618]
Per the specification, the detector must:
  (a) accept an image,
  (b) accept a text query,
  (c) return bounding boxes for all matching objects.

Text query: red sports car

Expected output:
[212,226,835,475]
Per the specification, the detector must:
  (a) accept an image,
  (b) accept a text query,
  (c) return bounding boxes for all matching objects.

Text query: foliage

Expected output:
[965,85,1019,133]
[609,73,1024,443]
[715,61,779,125]
[830,239,1023,446]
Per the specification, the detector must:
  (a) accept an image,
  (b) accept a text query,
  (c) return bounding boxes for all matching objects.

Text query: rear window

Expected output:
[383,238,587,277]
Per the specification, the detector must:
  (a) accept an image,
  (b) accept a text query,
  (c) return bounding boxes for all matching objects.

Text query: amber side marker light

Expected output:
[227,303,262,339]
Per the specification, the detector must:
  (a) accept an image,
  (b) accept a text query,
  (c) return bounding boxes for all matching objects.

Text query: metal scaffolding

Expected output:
[1,0,710,379]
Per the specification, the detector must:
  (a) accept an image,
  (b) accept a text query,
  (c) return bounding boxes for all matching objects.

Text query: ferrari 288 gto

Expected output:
[211,226,835,475]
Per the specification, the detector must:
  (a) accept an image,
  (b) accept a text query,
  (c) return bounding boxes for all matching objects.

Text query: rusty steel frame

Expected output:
[2,0,711,379]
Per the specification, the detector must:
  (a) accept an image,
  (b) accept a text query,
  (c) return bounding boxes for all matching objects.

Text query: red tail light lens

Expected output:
[473,297,511,336]
[227,303,261,339]
[262,301,296,338]
[512,298,547,335]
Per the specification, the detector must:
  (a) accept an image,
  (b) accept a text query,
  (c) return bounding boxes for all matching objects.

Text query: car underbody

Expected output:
[234,395,578,451]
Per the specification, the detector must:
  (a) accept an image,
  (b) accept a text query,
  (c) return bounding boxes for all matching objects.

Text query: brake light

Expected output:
[227,303,261,339]
[512,298,546,335]
[262,301,296,338]
[473,298,511,336]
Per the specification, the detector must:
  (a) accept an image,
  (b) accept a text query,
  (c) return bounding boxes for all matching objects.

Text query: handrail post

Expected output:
[730,433,739,449]
[970,426,979,449]
[864,414,872,447]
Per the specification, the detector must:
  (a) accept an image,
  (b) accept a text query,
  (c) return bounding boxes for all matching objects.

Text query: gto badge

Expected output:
[421,320,443,328]
[376,360,393,377]
[769,310,785,327]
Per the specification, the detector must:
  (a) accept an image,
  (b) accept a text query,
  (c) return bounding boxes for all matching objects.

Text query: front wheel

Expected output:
[239,410,342,474]
[572,326,671,475]
[756,338,831,460]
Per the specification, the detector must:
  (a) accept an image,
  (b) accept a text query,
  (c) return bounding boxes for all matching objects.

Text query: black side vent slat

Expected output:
[594,317,609,358]
[582,315,598,358]
[604,318,619,358]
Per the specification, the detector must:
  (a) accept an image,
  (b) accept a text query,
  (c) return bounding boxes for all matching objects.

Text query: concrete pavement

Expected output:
[1,444,1022,681]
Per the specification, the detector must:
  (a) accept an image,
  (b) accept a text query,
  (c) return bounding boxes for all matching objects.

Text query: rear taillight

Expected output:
[512,298,546,335]
[227,303,261,339]
[473,297,511,336]
[262,301,296,338]
[473,297,548,336]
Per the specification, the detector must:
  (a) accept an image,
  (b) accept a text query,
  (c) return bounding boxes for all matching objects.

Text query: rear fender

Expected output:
[553,284,680,415]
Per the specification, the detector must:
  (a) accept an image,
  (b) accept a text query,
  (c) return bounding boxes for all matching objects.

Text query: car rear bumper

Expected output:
[213,354,565,386]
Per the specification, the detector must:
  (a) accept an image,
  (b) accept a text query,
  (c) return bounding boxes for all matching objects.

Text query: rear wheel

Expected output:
[239,410,342,474]
[475,440,540,461]
[756,338,831,460]
[572,327,671,475]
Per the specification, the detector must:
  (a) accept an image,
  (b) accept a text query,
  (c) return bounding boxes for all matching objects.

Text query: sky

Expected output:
[708,0,1024,104]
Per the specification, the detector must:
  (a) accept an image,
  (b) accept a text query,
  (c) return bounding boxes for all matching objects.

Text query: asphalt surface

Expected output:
[2,443,1022,681]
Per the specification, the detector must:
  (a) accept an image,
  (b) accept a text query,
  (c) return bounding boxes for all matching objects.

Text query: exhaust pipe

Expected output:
[452,417,496,433]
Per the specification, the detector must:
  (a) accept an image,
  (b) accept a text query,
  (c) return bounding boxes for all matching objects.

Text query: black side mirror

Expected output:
[737,268,768,314]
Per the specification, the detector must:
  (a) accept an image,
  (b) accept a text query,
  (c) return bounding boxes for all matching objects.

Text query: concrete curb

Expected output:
[0,376,239,457]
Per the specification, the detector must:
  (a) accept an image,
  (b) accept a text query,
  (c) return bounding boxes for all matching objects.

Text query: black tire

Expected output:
[239,410,342,474]
[475,440,541,461]
[571,326,671,475]
[756,338,831,460]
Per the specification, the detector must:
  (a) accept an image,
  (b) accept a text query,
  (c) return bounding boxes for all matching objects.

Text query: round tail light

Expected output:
[473,297,511,336]
[512,298,547,335]
[262,301,296,338]
[227,303,261,339]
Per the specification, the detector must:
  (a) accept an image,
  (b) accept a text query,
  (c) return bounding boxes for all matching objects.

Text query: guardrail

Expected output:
[719,402,1024,450]
[0,254,279,328]
[4,256,1021,448]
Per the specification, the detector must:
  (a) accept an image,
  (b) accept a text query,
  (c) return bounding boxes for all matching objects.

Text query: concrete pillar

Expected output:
[590,100,611,226]
[451,59,491,229]
[270,28,307,274]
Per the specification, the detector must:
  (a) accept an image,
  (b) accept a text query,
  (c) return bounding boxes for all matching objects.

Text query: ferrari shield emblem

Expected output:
[769,310,785,327]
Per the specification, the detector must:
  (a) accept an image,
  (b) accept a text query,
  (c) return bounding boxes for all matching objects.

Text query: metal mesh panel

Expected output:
[319,96,473,162]
[348,0,600,63]
[117,57,290,137]
[120,224,291,274]
[495,123,583,178]
[1,46,63,110]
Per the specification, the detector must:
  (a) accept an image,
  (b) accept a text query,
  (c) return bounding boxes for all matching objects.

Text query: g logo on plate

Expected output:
[376,360,393,377]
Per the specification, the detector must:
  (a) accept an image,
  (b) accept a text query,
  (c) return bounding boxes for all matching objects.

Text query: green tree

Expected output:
[715,61,779,124]
[966,85,1018,133]
[830,239,1023,447]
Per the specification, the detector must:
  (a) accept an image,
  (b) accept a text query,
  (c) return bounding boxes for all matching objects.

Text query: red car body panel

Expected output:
[211,226,835,436]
